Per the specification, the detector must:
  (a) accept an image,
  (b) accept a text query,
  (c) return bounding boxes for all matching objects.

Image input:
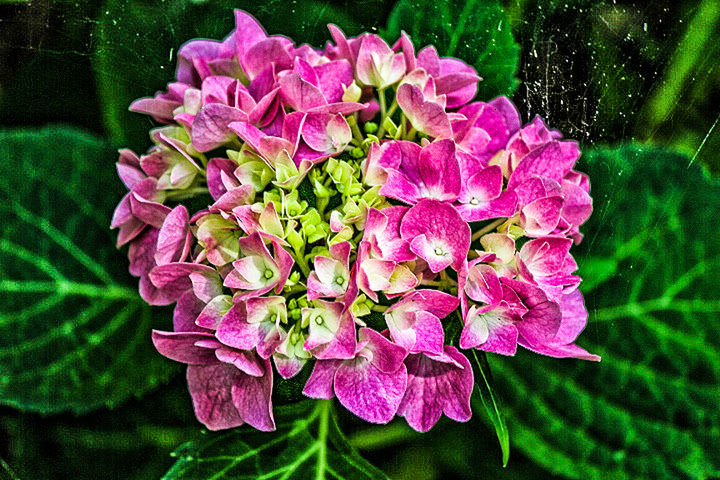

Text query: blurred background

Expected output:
[0,0,718,479]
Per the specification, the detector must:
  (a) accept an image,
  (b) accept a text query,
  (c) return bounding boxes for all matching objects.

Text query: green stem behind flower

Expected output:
[472,218,506,241]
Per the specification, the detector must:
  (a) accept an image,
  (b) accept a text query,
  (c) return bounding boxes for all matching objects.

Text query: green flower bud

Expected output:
[364,121,378,134]
[351,146,364,159]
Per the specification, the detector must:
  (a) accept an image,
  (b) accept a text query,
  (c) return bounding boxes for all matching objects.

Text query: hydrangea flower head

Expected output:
[114,10,599,433]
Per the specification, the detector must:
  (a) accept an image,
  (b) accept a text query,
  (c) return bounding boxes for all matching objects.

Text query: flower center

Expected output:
[434,247,446,256]
[469,197,480,205]
[314,315,324,325]
[264,268,274,279]
[334,276,345,286]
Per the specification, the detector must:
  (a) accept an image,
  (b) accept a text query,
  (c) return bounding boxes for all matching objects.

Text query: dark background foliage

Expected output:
[1,0,718,479]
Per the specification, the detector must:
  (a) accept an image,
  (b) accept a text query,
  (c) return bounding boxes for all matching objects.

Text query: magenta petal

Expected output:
[334,358,407,424]
[516,300,561,345]
[195,295,231,330]
[230,356,275,431]
[521,196,563,236]
[555,289,589,344]
[174,291,208,333]
[309,309,357,360]
[519,337,601,361]
[435,71,481,97]
[327,24,356,65]
[356,34,406,88]
[243,37,292,80]
[400,199,471,272]
[302,113,351,153]
[508,140,580,190]
[280,73,327,112]
[187,364,245,430]
[397,83,452,138]
[560,180,593,228]
[409,311,445,355]
[155,205,191,265]
[193,104,248,152]
[152,330,217,364]
[519,237,573,278]
[216,347,264,377]
[316,60,354,103]
[479,321,518,356]
[303,360,340,399]
[234,10,268,55]
[129,193,170,229]
[206,157,239,200]
[273,354,307,379]
[129,96,181,123]
[359,327,408,374]
[416,139,461,201]
[150,263,216,298]
[397,346,473,432]
[216,304,261,350]
[116,160,144,191]
[464,263,502,305]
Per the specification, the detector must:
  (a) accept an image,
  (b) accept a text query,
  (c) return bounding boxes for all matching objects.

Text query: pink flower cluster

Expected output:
[112,10,598,434]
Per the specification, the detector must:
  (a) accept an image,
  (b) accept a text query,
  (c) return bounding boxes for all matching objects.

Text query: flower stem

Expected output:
[377,96,398,139]
[291,244,311,276]
[472,218,505,241]
[378,88,387,121]
[314,400,330,480]
[349,113,364,145]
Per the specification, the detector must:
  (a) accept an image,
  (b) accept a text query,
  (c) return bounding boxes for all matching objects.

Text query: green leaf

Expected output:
[470,349,510,467]
[0,126,176,413]
[164,400,389,480]
[384,0,520,99]
[489,145,720,479]
[93,0,385,151]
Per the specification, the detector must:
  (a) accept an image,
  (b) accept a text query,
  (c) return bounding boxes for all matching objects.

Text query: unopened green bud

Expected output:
[351,147,364,158]
[364,121,378,134]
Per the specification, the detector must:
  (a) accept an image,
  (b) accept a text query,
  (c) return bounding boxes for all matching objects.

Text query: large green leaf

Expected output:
[164,400,389,480]
[0,126,175,413]
[93,0,387,151]
[489,145,720,479]
[384,0,520,100]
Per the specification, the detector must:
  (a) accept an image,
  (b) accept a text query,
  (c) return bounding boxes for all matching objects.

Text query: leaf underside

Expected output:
[0,126,176,414]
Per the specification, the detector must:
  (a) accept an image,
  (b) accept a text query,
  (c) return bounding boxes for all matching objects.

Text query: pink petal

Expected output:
[230,356,275,431]
[279,73,327,112]
[521,195,563,236]
[397,346,473,432]
[155,205,191,265]
[192,104,248,152]
[152,330,217,364]
[397,83,451,138]
[400,199,471,272]
[508,140,580,190]
[187,363,245,430]
[334,359,407,424]
[303,359,341,399]
[174,291,208,333]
